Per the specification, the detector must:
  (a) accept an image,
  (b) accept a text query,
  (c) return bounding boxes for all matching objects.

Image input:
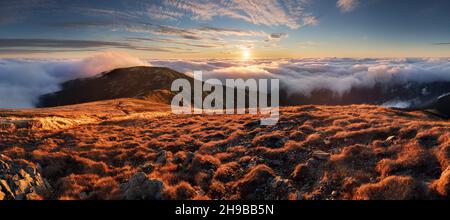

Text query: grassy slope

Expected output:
[0,100,449,200]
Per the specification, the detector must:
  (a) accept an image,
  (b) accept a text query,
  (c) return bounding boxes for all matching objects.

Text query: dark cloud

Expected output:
[0,49,97,54]
[0,39,129,49]
[127,37,217,48]
[270,33,288,39]
[0,38,192,53]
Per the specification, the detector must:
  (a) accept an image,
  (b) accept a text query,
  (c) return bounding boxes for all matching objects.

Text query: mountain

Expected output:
[280,81,450,108]
[38,66,450,117]
[37,66,248,109]
[37,66,192,107]
[424,93,450,119]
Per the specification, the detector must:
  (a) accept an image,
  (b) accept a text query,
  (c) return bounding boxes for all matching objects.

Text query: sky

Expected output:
[1,0,450,59]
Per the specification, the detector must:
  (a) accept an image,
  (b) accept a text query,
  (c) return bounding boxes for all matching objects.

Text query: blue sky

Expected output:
[1,0,450,59]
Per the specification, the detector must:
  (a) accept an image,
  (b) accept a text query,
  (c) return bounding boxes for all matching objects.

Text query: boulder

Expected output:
[0,155,50,200]
[120,172,164,200]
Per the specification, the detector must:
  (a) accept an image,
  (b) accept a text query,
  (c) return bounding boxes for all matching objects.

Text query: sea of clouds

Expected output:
[1,52,450,108]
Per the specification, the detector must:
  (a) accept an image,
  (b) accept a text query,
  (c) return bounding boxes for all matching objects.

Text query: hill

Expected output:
[37,67,192,107]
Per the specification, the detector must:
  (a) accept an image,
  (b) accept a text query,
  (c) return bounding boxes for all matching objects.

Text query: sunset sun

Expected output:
[242,49,251,60]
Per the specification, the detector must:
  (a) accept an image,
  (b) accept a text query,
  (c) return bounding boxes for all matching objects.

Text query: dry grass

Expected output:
[1,100,449,200]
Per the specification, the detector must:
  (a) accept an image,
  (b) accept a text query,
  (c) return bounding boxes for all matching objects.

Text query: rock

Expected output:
[312,150,331,160]
[120,172,164,200]
[331,190,338,197]
[270,176,299,200]
[0,157,50,200]
[0,180,14,199]
[384,136,396,146]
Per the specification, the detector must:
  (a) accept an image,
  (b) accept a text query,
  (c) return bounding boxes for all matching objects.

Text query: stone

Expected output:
[331,190,338,197]
[384,136,396,146]
[0,158,50,200]
[312,150,331,160]
[120,172,165,200]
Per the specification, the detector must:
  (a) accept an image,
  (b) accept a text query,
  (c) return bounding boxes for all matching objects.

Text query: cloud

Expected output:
[337,0,359,13]
[52,21,274,51]
[269,33,289,39]
[126,38,219,49]
[150,58,450,97]
[0,39,130,49]
[302,15,319,26]
[43,1,318,31]
[158,0,316,29]
[0,38,193,54]
[4,56,449,109]
[147,5,184,21]
[0,51,149,108]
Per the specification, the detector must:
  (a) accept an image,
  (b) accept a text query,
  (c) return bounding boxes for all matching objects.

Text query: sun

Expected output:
[242,49,251,60]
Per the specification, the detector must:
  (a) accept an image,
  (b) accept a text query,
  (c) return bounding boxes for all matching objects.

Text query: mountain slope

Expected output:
[1,104,449,200]
[37,66,192,107]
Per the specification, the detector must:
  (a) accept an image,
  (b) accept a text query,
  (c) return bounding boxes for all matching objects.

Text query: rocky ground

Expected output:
[0,99,449,200]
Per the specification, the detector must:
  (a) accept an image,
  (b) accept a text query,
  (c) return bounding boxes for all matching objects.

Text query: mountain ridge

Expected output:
[37,66,192,107]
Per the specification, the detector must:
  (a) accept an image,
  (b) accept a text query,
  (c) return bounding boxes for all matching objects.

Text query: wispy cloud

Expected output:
[0,38,193,54]
[337,0,359,13]
[153,0,317,29]
[126,37,219,49]
[0,39,129,48]
[51,21,279,52]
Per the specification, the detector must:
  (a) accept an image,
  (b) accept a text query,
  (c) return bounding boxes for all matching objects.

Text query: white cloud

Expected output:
[0,52,148,108]
[3,57,450,108]
[147,5,184,21]
[151,58,450,97]
[337,0,359,13]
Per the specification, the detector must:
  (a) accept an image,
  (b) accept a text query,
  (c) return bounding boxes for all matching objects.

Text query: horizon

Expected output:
[1,0,450,59]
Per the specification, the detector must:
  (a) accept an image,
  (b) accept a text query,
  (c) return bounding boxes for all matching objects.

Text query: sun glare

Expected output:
[242,49,251,60]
